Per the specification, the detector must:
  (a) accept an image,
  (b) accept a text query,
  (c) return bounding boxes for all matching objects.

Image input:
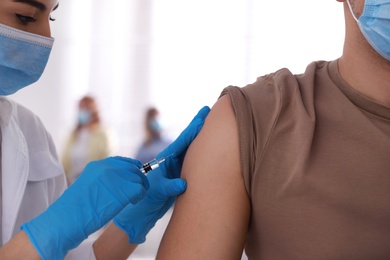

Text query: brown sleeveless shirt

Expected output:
[221,60,390,259]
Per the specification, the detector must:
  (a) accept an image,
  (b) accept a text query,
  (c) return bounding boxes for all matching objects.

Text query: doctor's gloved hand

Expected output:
[21,157,149,260]
[113,106,210,244]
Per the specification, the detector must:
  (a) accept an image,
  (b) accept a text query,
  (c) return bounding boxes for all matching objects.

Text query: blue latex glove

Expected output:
[21,156,149,260]
[113,106,210,243]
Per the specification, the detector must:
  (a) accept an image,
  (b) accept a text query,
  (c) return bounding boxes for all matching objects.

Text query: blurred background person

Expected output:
[127,106,174,259]
[135,107,172,163]
[61,95,112,185]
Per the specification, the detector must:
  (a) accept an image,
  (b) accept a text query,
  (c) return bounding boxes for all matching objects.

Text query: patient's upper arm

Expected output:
[157,95,250,259]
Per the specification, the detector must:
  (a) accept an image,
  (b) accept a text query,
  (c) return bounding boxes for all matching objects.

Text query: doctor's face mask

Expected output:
[0,23,54,96]
[346,0,390,61]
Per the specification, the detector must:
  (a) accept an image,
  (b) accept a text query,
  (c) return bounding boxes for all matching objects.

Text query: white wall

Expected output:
[10,0,345,159]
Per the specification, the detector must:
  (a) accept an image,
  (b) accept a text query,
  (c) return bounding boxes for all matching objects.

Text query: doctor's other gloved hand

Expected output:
[21,157,149,260]
[113,106,210,244]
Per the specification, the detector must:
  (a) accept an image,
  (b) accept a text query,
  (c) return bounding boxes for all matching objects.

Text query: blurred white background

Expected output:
[10,0,345,259]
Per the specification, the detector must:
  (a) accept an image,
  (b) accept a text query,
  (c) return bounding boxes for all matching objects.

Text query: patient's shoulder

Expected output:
[157,96,250,259]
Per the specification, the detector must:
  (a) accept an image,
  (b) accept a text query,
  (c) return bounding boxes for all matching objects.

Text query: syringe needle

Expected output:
[139,153,174,174]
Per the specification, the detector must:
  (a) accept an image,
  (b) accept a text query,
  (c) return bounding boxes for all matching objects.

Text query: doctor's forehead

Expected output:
[12,0,59,11]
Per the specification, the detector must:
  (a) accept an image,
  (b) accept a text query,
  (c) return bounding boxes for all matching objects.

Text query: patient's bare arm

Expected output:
[157,95,250,259]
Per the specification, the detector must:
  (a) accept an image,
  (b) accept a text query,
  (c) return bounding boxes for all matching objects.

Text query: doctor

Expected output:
[0,0,210,259]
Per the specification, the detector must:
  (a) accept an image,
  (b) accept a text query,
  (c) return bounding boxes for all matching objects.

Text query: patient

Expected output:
[155,0,390,258]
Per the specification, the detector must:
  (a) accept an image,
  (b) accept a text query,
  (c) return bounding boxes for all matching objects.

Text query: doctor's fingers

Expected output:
[100,176,148,206]
[85,159,150,204]
[86,157,148,188]
[97,168,149,206]
[108,156,143,168]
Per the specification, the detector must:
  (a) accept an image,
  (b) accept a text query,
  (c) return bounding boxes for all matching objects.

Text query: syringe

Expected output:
[139,154,173,175]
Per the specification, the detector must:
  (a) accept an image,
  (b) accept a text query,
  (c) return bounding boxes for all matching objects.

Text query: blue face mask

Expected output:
[347,0,390,61]
[149,118,162,133]
[0,23,54,95]
[78,109,92,125]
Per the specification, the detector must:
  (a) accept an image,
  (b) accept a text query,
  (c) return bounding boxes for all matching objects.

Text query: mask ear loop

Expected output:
[346,0,359,22]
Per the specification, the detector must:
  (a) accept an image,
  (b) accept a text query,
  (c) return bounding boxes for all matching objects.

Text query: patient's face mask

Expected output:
[346,0,390,61]
[0,23,54,95]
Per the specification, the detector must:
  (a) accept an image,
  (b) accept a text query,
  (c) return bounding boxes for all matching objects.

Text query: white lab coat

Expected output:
[0,97,96,259]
